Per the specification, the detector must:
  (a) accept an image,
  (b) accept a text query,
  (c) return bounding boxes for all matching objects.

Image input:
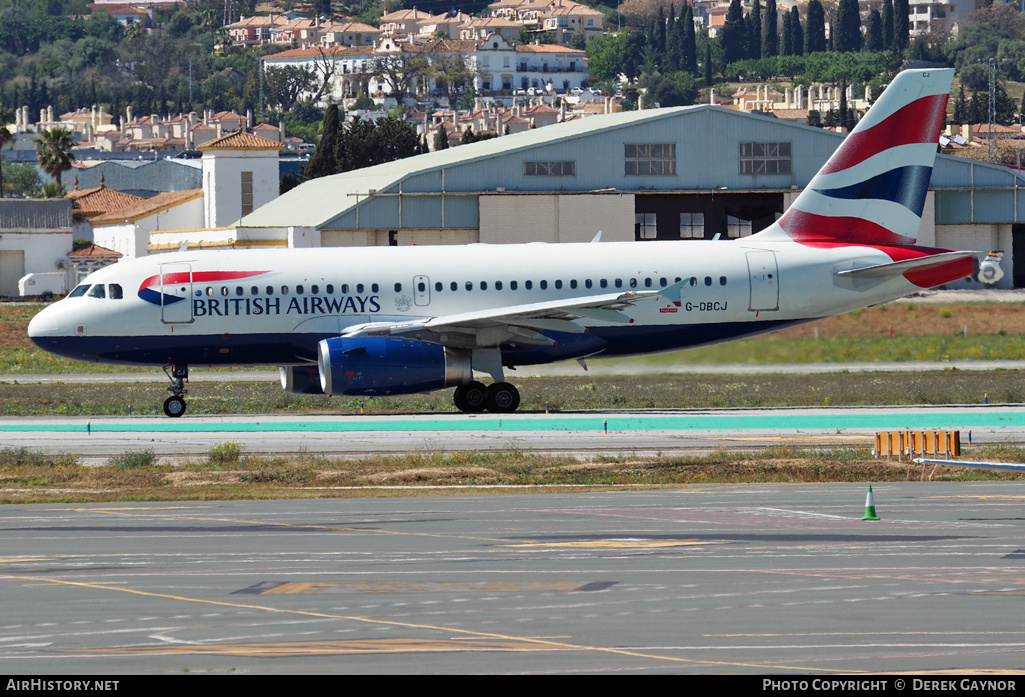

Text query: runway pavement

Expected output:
[2,484,1025,674]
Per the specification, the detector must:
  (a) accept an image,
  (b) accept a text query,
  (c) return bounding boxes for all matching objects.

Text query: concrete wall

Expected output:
[203,149,279,228]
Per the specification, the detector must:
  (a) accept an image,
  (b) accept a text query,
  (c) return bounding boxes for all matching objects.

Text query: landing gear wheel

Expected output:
[163,396,187,418]
[454,381,487,413]
[486,382,520,413]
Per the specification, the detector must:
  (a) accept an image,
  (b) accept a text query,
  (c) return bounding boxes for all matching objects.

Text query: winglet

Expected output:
[591,230,603,243]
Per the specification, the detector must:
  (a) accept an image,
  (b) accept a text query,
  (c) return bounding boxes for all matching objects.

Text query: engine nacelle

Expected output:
[280,365,325,394]
[318,337,471,396]
[979,251,1005,285]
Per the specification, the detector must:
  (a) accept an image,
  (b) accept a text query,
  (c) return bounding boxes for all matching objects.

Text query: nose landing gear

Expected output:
[162,365,188,417]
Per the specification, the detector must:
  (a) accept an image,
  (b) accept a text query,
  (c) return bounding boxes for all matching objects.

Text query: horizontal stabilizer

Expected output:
[834,251,977,279]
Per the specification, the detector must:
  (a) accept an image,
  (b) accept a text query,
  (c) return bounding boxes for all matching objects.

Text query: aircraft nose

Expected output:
[28,303,76,343]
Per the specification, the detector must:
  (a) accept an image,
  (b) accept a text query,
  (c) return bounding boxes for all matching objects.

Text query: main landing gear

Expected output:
[453,381,520,413]
[162,365,188,418]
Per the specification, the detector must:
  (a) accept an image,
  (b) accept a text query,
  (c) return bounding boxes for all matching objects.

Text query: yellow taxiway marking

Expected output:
[0,558,50,564]
[506,539,721,549]
[0,573,842,673]
[89,638,556,657]
[260,581,595,594]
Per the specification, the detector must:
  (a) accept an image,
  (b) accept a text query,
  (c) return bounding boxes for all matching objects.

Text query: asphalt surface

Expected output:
[2,485,1025,674]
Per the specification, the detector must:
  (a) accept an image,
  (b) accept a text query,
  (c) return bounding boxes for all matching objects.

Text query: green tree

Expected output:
[882,0,894,49]
[36,126,75,187]
[1,159,42,197]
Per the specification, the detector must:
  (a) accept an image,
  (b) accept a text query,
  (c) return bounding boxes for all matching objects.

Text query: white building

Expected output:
[90,131,284,257]
[0,200,73,297]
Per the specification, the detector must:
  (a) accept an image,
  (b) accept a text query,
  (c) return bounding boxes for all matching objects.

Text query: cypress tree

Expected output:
[791,7,803,56]
[893,0,910,51]
[748,0,763,59]
[866,9,883,52]
[683,5,698,74]
[720,0,747,66]
[665,4,683,71]
[762,0,778,60]
[882,0,894,49]
[834,0,862,53]
[304,103,339,179]
[781,10,793,56]
[805,0,827,54]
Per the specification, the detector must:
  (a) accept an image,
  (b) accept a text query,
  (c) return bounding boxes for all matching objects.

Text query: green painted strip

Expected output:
[0,411,1022,433]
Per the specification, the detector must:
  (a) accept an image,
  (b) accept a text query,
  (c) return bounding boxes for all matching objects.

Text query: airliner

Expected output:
[29,68,975,417]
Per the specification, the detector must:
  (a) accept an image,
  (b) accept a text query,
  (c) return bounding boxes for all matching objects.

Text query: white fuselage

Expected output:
[29,237,928,369]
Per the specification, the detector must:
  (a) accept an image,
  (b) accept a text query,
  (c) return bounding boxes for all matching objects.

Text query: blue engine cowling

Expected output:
[318,337,472,396]
[280,365,325,394]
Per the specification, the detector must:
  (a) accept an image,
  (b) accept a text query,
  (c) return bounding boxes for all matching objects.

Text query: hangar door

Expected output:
[0,250,25,297]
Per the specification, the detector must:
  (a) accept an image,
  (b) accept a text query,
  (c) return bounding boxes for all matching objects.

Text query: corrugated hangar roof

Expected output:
[240,105,1025,230]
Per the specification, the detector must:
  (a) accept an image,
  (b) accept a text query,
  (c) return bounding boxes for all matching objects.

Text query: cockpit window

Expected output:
[109,284,123,300]
[87,285,106,299]
[69,285,90,298]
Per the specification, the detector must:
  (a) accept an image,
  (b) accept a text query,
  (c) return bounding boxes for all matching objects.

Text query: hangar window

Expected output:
[680,212,704,239]
[625,143,676,176]
[524,161,576,176]
[635,213,657,239]
[727,215,753,238]
[739,142,792,175]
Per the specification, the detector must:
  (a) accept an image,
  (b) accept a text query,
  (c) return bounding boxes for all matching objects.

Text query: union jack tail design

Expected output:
[761,68,954,249]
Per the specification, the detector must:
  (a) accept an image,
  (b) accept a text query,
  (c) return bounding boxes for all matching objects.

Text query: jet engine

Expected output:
[979,251,1005,285]
[280,365,326,394]
[317,337,472,396]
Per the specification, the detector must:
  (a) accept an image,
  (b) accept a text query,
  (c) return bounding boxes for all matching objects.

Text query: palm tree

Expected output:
[0,106,14,198]
[37,126,76,188]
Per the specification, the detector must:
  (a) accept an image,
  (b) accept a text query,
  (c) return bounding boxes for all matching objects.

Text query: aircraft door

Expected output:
[746,251,779,311]
[159,262,193,324]
[413,275,430,307]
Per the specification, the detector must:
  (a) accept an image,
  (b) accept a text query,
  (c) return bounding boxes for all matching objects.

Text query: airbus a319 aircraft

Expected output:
[29,68,975,417]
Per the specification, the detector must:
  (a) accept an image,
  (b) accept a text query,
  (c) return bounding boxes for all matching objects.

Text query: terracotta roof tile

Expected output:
[91,189,203,225]
[197,131,285,151]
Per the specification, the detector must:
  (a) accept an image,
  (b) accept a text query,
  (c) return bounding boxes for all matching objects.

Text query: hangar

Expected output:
[238,104,1025,288]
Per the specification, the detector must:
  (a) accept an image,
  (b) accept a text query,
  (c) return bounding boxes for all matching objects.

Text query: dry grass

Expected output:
[2,445,1024,504]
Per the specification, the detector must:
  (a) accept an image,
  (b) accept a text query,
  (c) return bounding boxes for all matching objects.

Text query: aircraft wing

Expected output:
[341,290,663,348]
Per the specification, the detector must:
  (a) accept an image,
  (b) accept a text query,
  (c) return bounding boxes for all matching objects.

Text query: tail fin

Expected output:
[760,68,954,248]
